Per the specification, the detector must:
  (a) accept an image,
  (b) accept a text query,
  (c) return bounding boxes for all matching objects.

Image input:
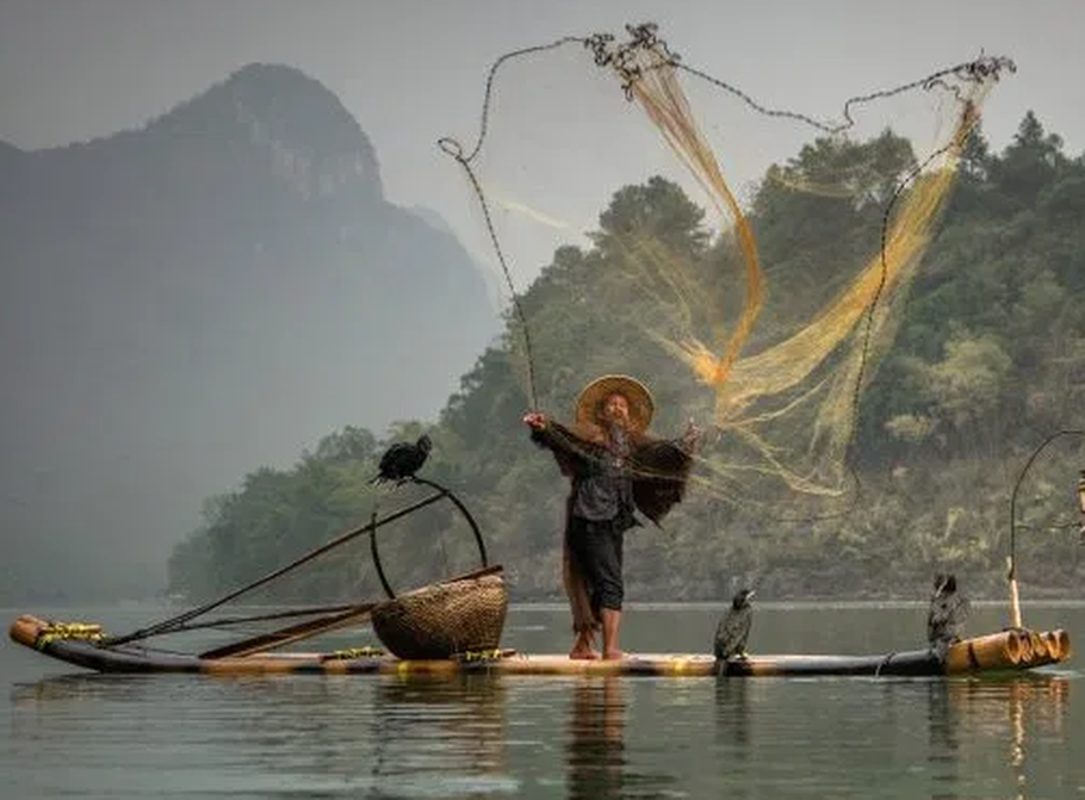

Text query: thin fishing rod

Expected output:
[148,604,362,636]
[1008,428,1084,580]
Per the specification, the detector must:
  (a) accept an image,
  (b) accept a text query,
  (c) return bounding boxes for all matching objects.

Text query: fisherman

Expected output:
[523,374,699,660]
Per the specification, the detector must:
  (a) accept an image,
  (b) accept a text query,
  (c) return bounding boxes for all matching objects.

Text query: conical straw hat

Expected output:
[575,374,654,433]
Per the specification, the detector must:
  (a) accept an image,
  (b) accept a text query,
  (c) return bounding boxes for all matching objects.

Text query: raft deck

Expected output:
[8,614,1072,678]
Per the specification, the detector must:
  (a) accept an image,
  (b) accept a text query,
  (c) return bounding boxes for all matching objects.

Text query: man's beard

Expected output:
[603,416,630,437]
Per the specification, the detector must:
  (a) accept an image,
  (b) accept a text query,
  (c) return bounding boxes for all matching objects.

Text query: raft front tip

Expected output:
[9,614,46,649]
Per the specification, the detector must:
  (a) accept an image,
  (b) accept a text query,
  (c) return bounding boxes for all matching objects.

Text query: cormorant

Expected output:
[371,435,432,486]
[714,588,755,661]
[927,573,969,661]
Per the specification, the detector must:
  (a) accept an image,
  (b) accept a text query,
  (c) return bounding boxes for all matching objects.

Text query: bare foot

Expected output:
[570,630,599,661]
[569,647,601,660]
[602,649,626,661]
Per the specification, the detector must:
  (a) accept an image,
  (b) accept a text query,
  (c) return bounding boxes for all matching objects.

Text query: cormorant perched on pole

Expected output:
[927,573,969,662]
[371,435,432,486]
[714,588,755,661]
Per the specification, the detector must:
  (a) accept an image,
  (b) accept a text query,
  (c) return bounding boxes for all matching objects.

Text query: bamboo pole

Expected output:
[160,604,361,634]
[199,602,378,659]
[1007,556,1022,630]
[1005,430,1085,632]
[106,491,447,646]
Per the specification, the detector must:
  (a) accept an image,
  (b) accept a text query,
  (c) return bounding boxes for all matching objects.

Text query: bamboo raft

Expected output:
[9,614,1071,678]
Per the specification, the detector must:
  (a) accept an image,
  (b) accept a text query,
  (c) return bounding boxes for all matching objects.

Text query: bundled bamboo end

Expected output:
[1016,628,1072,668]
[945,630,1022,674]
[1048,629,1071,663]
[1041,630,1061,661]
[1029,631,1048,661]
[9,615,47,649]
[1016,630,1034,663]
[944,628,1072,674]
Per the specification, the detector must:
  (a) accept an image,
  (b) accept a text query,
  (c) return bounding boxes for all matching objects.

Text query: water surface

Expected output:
[5,602,1083,798]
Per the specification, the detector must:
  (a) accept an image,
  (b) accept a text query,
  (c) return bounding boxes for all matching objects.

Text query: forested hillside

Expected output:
[168,112,1085,604]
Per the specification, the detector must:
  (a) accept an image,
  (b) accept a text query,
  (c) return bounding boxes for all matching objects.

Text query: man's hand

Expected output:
[681,418,702,452]
[522,411,548,431]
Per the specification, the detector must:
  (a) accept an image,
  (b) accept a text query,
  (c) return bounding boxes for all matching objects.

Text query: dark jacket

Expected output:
[530,419,695,529]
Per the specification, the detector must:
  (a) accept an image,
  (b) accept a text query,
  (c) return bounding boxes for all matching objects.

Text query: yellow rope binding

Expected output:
[322,646,385,661]
[35,621,105,650]
[454,648,512,663]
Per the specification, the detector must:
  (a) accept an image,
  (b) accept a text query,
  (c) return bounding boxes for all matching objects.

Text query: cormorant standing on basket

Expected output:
[715,588,755,662]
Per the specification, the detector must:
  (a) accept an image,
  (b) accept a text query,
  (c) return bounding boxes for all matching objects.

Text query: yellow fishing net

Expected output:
[442,23,1015,516]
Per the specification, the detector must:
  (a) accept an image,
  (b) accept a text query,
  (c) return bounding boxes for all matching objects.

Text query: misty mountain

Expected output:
[0,63,498,603]
[406,204,504,312]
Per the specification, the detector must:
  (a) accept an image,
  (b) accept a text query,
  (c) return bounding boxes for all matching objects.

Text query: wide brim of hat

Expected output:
[575,374,654,433]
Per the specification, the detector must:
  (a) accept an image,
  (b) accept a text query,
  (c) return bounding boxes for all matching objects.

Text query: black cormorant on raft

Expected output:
[928,573,970,662]
[714,588,754,662]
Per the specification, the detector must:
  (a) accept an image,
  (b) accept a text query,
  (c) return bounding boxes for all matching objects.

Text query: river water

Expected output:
[4,602,1083,799]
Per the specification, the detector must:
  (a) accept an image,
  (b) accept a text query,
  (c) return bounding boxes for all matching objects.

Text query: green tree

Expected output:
[992,111,1067,205]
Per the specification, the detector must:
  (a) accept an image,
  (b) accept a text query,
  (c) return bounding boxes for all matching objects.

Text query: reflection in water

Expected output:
[938,675,1071,800]
[926,681,961,800]
[714,676,751,749]
[11,673,143,705]
[564,677,683,800]
[11,671,516,799]
[567,677,626,800]
[373,674,508,776]
[367,674,511,797]
[713,677,752,800]
[5,646,1080,800]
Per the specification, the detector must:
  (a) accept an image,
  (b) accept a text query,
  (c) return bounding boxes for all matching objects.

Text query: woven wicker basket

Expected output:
[371,570,509,660]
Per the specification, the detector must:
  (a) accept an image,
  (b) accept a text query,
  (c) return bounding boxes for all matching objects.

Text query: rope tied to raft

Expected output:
[35,621,105,650]
[874,651,898,677]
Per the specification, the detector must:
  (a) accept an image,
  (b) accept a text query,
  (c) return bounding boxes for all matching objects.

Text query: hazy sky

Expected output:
[3,0,1083,283]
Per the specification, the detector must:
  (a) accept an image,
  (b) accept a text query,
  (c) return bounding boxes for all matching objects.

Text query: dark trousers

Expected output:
[567,516,625,617]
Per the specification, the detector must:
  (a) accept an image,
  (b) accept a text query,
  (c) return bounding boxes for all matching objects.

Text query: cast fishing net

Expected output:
[441,23,1015,518]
